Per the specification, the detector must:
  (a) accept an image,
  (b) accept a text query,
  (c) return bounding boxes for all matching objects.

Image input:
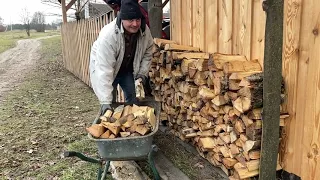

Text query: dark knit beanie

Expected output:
[120,0,142,20]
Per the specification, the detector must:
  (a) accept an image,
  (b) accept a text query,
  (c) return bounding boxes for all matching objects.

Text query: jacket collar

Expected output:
[115,13,146,36]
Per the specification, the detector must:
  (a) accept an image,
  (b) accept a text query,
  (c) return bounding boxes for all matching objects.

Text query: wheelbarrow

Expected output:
[63,100,161,180]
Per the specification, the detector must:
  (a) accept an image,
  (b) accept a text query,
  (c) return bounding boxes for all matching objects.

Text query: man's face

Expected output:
[122,19,141,34]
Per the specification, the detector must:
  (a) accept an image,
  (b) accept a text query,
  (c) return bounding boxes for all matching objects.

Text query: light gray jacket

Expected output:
[89,18,154,104]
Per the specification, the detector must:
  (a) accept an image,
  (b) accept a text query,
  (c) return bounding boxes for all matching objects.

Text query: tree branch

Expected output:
[66,0,77,11]
[162,0,169,9]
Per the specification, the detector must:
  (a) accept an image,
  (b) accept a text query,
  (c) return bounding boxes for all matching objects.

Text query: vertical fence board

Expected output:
[181,0,193,46]
[281,0,303,173]
[298,0,320,179]
[175,0,182,44]
[251,0,266,65]
[218,0,233,53]
[170,0,176,42]
[239,0,252,60]
[192,0,205,50]
[232,0,240,54]
[205,0,218,53]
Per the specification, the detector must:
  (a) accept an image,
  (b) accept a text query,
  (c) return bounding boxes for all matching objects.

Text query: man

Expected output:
[89,0,154,115]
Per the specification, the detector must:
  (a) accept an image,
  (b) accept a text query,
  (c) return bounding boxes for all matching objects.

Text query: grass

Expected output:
[0,30,60,54]
[0,36,112,179]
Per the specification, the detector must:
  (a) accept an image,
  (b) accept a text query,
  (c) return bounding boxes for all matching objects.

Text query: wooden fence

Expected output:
[171,0,320,179]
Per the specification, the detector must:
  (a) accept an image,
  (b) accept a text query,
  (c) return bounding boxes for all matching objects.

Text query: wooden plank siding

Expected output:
[171,0,264,62]
[170,0,320,179]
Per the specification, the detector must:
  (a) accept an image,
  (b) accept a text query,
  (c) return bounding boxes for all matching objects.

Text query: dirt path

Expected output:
[0,36,57,102]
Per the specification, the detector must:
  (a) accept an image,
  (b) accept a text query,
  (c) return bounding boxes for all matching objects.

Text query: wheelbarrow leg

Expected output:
[97,166,103,180]
[63,151,109,180]
[100,161,110,180]
[148,145,160,180]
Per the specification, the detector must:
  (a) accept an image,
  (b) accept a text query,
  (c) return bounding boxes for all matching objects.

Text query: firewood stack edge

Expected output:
[149,38,288,179]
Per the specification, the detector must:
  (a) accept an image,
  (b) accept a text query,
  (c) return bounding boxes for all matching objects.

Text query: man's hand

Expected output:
[100,104,112,116]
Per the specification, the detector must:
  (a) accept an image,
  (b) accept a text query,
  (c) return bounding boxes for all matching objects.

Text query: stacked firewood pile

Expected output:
[149,38,287,179]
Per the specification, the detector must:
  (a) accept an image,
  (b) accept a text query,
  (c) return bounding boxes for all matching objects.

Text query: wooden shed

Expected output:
[169,0,320,179]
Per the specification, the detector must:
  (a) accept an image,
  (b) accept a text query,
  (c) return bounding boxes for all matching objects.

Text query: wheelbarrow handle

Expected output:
[63,151,102,164]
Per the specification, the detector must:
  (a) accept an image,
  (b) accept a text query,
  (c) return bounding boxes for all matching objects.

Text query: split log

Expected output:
[172,52,210,59]
[208,53,247,71]
[243,140,261,152]
[223,59,262,74]
[165,43,200,52]
[153,38,176,49]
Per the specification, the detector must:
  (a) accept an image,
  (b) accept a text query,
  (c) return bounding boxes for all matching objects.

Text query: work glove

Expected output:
[135,74,148,100]
[100,104,112,116]
[135,74,147,86]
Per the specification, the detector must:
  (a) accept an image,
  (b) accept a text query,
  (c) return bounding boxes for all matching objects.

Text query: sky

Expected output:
[0,0,105,25]
[0,0,170,25]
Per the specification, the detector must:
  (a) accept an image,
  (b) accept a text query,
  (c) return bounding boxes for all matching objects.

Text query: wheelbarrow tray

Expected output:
[88,100,160,161]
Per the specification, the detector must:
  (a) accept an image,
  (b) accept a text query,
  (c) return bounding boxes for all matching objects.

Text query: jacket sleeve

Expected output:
[92,34,117,105]
[138,27,154,77]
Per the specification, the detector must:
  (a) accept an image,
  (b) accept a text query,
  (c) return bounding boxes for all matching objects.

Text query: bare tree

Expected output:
[31,12,46,32]
[20,8,31,36]
[41,0,91,21]
[0,16,5,32]
[0,16,3,25]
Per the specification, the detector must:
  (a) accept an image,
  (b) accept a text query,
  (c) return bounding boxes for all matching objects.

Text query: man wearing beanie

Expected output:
[89,0,154,115]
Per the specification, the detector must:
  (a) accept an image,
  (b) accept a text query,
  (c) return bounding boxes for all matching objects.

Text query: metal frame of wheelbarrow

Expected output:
[64,100,161,180]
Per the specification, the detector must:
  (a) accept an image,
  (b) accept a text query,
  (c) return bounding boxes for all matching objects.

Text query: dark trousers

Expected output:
[112,72,136,103]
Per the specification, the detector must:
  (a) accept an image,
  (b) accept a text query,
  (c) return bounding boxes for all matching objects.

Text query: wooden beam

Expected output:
[148,0,163,38]
[259,0,284,180]
[61,0,67,23]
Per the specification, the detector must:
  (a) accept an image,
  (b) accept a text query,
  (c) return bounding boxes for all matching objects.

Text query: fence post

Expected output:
[148,0,163,38]
[260,0,284,179]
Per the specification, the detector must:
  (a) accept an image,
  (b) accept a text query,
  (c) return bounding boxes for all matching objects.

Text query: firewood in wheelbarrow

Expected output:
[101,122,121,135]
[121,114,136,128]
[109,134,116,139]
[100,130,111,139]
[112,105,124,120]
[133,116,148,125]
[86,124,105,138]
[120,132,131,137]
[100,113,115,123]
[103,109,113,118]
[121,105,133,117]
[147,108,156,129]
[135,124,151,135]
[129,132,142,137]
[132,104,149,116]
[127,124,138,133]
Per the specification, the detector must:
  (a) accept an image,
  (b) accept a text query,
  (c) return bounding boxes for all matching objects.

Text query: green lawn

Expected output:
[0,30,60,54]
